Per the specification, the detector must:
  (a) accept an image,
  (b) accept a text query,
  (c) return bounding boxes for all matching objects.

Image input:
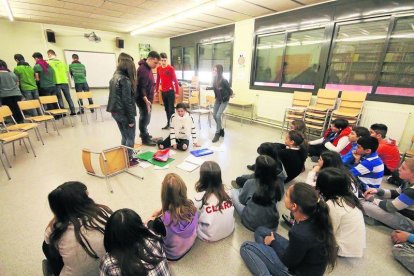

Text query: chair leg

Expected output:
[26,137,37,157]
[12,141,16,156]
[22,139,29,153]
[45,122,49,133]
[68,115,74,127]
[51,120,60,136]
[2,147,11,168]
[36,128,45,145]
[0,154,11,180]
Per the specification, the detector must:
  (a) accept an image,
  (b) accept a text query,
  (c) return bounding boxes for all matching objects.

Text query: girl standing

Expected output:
[147,173,198,261]
[240,182,337,276]
[100,208,170,276]
[211,64,233,143]
[157,103,200,151]
[193,161,235,242]
[43,181,112,276]
[0,59,23,122]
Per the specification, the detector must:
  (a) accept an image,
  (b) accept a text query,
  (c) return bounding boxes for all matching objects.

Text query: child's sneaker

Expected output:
[129,158,139,167]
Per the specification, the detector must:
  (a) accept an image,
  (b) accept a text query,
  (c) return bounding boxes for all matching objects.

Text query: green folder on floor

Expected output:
[136,151,175,167]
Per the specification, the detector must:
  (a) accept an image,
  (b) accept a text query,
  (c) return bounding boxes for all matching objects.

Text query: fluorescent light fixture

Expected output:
[2,0,14,21]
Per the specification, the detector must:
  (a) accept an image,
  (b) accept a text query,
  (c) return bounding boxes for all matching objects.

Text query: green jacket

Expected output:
[14,64,37,91]
[48,58,69,84]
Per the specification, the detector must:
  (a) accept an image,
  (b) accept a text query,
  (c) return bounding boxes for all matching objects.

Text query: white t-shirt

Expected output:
[327,199,366,258]
[193,191,235,242]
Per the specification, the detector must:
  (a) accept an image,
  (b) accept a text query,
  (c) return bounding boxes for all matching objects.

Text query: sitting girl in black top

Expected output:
[240,182,337,276]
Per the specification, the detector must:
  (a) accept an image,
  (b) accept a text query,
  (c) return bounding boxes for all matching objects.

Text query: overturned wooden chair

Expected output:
[82,145,143,193]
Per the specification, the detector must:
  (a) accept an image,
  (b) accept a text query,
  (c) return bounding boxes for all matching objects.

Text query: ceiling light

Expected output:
[2,0,14,21]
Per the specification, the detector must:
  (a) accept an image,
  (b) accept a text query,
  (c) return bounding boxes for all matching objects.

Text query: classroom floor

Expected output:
[0,104,408,276]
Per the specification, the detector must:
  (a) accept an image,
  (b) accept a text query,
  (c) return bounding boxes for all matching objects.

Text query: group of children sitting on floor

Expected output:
[42,108,414,275]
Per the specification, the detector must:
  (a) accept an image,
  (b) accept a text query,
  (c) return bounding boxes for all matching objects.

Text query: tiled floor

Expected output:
[0,105,409,275]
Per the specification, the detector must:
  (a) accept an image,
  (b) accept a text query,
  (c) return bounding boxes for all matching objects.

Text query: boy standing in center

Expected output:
[156,52,180,130]
[69,54,93,114]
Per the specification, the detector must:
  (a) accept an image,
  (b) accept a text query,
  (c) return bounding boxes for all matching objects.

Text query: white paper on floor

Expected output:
[154,165,169,170]
[139,161,152,169]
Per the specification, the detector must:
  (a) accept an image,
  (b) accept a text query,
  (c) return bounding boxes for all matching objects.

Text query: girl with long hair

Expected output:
[316,168,366,258]
[210,64,233,143]
[193,161,234,241]
[42,181,112,275]
[107,52,138,166]
[240,182,337,276]
[147,173,198,261]
[231,155,283,231]
[100,208,170,276]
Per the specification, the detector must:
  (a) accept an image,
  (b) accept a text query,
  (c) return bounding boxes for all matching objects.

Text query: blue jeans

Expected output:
[240,227,291,276]
[231,188,245,216]
[137,103,151,140]
[213,100,228,134]
[112,113,136,159]
[56,84,75,113]
[21,89,40,116]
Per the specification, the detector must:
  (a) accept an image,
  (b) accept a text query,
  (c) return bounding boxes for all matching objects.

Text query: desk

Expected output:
[226,100,254,126]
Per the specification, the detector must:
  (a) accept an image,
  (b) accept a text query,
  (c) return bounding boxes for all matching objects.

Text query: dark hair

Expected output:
[353,126,370,138]
[32,52,43,59]
[287,130,308,160]
[370,123,388,138]
[104,209,165,276]
[257,142,283,175]
[331,118,349,131]
[253,155,282,206]
[213,64,224,89]
[14,54,25,61]
[175,102,188,112]
[289,182,337,271]
[48,181,112,258]
[357,136,379,152]
[147,51,161,60]
[117,53,136,92]
[316,168,363,212]
[160,52,167,59]
[195,161,232,212]
[72,54,79,59]
[0,60,9,70]
[47,49,56,56]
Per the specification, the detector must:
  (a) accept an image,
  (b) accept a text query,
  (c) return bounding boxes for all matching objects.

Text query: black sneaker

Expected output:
[247,164,255,171]
[220,128,225,137]
[142,139,156,146]
[69,112,76,116]
[162,125,170,130]
[212,133,220,143]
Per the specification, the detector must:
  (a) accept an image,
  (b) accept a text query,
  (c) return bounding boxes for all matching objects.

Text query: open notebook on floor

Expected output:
[176,155,206,172]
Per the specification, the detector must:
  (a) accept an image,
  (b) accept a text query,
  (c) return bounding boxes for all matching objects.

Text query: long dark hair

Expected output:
[104,209,166,276]
[316,168,363,212]
[289,182,337,271]
[117,52,136,92]
[288,130,308,161]
[195,161,231,211]
[257,142,283,175]
[48,181,112,258]
[253,155,282,206]
[213,64,224,89]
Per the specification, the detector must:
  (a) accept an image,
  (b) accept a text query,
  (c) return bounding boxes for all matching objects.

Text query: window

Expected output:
[325,20,389,93]
[198,41,232,84]
[171,47,183,80]
[183,47,195,81]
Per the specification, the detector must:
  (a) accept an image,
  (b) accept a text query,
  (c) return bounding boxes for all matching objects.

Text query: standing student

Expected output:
[240,182,337,276]
[136,51,160,146]
[47,50,76,115]
[13,54,39,116]
[0,59,23,123]
[107,53,137,166]
[231,155,283,231]
[157,103,200,151]
[100,208,170,276]
[341,126,371,168]
[156,52,179,130]
[69,54,93,114]
[32,52,58,110]
[316,168,366,258]
[193,161,235,242]
[210,64,233,143]
[42,181,112,276]
[391,229,414,274]
[147,173,198,261]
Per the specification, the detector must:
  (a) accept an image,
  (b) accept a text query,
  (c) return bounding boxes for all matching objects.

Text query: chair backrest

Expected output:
[0,106,13,119]
[314,89,339,109]
[189,96,199,105]
[292,91,312,108]
[99,147,128,176]
[18,100,41,111]
[82,149,95,174]
[206,95,215,105]
[337,91,367,115]
[77,92,93,100]
[39,95,59,105]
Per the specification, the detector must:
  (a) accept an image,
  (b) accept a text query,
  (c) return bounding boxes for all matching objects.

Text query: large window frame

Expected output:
[170,46,196,81]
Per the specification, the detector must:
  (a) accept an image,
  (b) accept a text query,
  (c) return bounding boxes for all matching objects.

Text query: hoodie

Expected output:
[161,211,198,260]
[377,138,400,171]
[136,59,155,105]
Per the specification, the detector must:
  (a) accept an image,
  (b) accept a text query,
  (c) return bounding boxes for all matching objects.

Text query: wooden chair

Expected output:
[76,92,104,124]
[281,91,312,137]
[39,95,74,127]
[304,89,339,137]
[188,91,200,111]
[402,135,414,161]
[329,91,367,127]
[82,146,143,193]
[191,95,215,128]
[18,100,60,136]
[0,105,44,145]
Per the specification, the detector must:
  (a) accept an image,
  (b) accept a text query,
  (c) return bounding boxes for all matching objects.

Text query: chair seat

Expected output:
[305,112,327,118]
[84,104,101,109]
[307,106,329,112]
[286,114,304,119]
[28,115,54,122]
[307,123,325,130]
[6,123,38,131]
[0,131,28,142]
[46,109,68,115]
[332,110,359,117]
[305,118,325,125]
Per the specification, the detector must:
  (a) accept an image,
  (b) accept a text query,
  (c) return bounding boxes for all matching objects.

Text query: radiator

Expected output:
[359,107,411,144]
[256,94,293,123]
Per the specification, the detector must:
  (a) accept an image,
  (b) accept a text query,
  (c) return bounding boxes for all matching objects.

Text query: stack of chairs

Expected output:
[281,91,312,137]
[328,91,367,128]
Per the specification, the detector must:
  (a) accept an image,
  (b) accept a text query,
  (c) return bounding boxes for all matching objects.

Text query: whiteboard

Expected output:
[64,50,116,88]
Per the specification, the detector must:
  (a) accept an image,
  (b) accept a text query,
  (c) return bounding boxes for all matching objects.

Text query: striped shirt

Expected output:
[169,112,197,145]
[373,183,414,220]
[350,152,384,189]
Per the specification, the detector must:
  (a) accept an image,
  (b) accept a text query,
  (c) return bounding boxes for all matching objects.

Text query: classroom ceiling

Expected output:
[0,0,332,37]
